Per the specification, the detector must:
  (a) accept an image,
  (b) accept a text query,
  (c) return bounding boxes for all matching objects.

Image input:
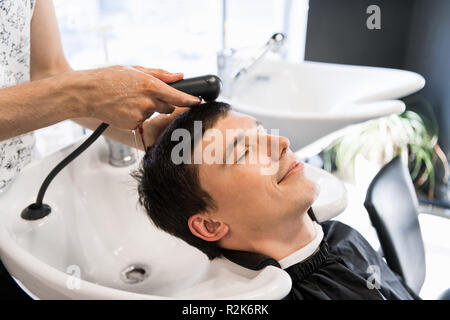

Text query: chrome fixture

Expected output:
[120,264,150,284]
[217,32,286,97]
[234,33,286,81]
[105,138,136,167]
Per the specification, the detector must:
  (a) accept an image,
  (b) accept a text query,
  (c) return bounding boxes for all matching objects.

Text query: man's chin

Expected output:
[295,172,319,196]
[310,178,320,201]
[284,177,319,213]
[298,176,320,207]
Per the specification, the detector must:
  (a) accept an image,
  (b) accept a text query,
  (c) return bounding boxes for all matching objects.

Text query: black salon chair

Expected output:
[364,156,450,299]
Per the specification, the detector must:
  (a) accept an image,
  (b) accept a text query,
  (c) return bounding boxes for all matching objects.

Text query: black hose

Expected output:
[22,122,109,220]
[35,122,109,207]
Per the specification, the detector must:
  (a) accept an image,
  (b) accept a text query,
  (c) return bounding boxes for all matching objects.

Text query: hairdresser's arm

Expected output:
[0,0,199,144]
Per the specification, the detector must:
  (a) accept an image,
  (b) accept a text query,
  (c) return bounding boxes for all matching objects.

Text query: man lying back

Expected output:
[134,102,419,300]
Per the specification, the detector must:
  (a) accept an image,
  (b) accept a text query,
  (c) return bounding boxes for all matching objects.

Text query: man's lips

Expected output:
[278,160,304,183]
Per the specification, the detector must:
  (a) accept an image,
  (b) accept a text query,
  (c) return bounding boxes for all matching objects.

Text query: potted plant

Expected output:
[323,95,449,199]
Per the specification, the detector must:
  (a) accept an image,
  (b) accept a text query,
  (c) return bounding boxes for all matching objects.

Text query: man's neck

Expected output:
[247,211,317,261]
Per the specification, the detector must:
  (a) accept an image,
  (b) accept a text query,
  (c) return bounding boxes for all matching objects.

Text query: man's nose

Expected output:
[265,135,290,160]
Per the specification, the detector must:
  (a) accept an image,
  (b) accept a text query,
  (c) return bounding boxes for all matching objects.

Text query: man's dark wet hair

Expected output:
[134,101,232,260]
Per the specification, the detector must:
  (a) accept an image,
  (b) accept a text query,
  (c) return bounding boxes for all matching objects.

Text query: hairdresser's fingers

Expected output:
[141,107,188,148]
[141,114,172,148]
[170,106,189,117]
[150,78,201,107]
[133,66,184,83]
[153,99,175,114]
[128,66,199,107]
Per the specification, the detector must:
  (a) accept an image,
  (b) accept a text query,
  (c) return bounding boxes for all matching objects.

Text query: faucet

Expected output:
[105,138,136,167]
[217,32,286,97]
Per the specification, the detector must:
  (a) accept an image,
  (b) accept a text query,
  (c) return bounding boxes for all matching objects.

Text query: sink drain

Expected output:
[120,264,150,284]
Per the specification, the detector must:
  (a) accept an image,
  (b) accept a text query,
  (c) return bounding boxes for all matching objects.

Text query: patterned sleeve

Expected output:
[30,0,36,15]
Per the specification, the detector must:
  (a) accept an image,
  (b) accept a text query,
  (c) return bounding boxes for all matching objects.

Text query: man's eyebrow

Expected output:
[223,120,262,164]
[224,133,245,164]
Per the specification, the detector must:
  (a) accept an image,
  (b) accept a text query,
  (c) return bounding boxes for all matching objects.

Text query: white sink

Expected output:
[224,60,425,151]
[0,137,346,299]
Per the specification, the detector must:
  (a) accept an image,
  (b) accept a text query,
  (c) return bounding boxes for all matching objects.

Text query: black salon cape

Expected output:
[283,221,420,300]
[223,221,420,300]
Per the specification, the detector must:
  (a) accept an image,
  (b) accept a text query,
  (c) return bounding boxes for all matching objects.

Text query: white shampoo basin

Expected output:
[0,136,346,299]
[225,60,425,151]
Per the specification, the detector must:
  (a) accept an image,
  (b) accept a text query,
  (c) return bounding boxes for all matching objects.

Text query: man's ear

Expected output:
[188,213,229,242]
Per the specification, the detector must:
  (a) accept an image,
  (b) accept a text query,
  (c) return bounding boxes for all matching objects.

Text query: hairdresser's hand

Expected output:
[71,66,201,130]
[140,107,189,149]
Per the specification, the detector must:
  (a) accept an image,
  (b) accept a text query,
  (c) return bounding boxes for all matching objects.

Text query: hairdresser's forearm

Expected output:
[0,73,87,141]
[32,65,146,151]
[32,64,146,151]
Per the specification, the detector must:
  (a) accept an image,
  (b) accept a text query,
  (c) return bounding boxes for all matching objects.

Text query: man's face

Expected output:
[194,111,318,244]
